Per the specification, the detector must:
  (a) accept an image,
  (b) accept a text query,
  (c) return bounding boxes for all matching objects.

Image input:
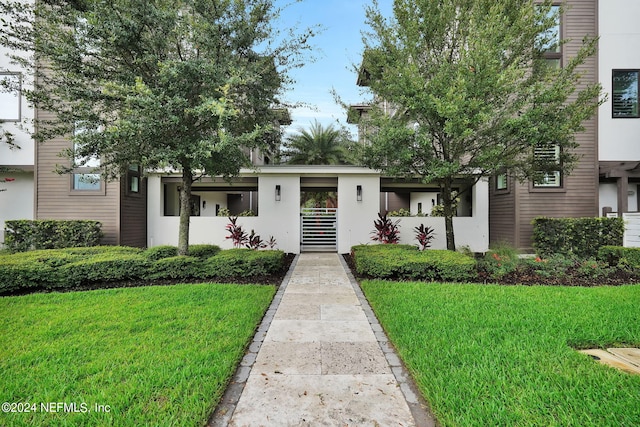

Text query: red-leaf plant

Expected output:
[414,224,435,251]
[371,212,401,244]
[225,216,248,248]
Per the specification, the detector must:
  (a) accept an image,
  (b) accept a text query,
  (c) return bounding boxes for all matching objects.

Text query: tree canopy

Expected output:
[359,0,603,250]
[0,0,313,254]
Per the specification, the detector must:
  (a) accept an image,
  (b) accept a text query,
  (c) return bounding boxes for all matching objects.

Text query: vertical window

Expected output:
[72,125,102,191]
[0,73,21,121]
[496,173,508,191]
[536,5,562,68]
[128,164,141,194]
[533,145,561,188]
[613,70,639,118]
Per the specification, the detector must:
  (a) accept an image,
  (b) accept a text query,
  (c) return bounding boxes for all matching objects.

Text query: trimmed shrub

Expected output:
[0,256,58,294]
[4,220,103,252]
[58,253,149,287]
[148,256,204,280]
[532,217,624,258]
[143,245,179,261]
[188,244,221,259]
[0,246,284,295]
[60,246,142,256]
[203,249,284,278]
[351,244,476,282]
[598,246,640,269]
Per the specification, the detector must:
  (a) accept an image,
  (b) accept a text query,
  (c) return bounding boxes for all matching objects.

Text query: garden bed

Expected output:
[344,245,640,286]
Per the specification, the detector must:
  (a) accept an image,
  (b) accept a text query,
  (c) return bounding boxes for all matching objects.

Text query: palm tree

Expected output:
[282,120,355,165]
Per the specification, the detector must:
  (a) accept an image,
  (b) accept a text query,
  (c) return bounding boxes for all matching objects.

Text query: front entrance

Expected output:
[300,177,338,252]
[300,207,337,252]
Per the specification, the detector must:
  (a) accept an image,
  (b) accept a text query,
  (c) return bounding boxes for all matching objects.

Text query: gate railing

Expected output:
[300,208,337,251]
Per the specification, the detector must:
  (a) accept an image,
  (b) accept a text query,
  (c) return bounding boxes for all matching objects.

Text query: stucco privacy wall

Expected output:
[393,178,489,252]
[147,168,489,253]
[337,173,380,252]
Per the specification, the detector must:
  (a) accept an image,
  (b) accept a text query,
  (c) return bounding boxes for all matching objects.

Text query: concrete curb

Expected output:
[207,254,300,427]
[339,255,438,427]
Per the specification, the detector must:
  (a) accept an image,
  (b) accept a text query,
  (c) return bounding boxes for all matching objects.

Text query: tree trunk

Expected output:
[442,179,457,251]
[178,168,193,256]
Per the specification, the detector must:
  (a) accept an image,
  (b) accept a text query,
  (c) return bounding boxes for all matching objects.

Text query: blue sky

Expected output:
[274,0,393,136]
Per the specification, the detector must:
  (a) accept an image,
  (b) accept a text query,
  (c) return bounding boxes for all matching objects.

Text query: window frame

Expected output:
[70,126,104,194]
[0,72,22,122]
[126,164,142,196]
[495,172,509,192]
[612,69,640,119]
[532,144,562,189]
[541,5,562,68]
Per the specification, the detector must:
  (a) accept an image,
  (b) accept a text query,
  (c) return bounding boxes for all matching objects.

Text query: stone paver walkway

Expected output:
[210,253,435,427]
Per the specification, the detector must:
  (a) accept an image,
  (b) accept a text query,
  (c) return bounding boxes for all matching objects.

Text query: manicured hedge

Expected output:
[532,217,624,258]
[148,256,203,280]
[188,244,221,259]
[0,246,284,294]
[59,253,150,286]
[4,220,103,252]
[204,249,285,278]
[597,245,640,268]
[351,244,477,282]
[143,245,179,261]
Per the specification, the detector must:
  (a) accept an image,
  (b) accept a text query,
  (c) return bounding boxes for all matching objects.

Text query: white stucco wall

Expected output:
[337,174,380,252]
[598,0,640,161]
[410,192,438,215]
[147,170,489,253]
[392,178,489,252]
[256,175,301,253]
[0,172,34,245]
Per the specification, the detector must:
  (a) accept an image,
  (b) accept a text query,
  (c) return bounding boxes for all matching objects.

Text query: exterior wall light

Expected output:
[275,184,281,201]
[356,185,362,201]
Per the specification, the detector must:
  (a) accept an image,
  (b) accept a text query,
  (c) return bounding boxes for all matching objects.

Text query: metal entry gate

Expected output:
[300,208,337,252]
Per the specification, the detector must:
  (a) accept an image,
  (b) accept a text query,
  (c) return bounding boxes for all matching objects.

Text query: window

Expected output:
[127,164,141,194]
[536,5,561,68]
[72,125,102,191]
[613,70,639,118]
[73,173,101,191]
[533,144,561,188]
[496,173,508,191]
[0,73,21,121]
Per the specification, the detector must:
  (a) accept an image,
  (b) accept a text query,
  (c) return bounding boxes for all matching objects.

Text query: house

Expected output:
[597,0,640,218]
[8,1,639,253]
[350,0,640,251]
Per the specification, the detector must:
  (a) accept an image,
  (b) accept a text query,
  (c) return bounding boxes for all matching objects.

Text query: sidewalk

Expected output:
[210,253,435,427]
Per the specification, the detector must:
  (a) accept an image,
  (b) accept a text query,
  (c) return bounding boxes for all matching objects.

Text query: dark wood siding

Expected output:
[489,0,599,250]
[119,177,147,247]
[35,110,120,245]
[489,176,516,246]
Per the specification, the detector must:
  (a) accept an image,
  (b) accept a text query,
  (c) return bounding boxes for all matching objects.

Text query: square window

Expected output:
[73,173,101,191]
[613,70,639,118]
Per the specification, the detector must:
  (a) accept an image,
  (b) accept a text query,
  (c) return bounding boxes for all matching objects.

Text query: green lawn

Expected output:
[0,283,275,427]
[361,281,640,426]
